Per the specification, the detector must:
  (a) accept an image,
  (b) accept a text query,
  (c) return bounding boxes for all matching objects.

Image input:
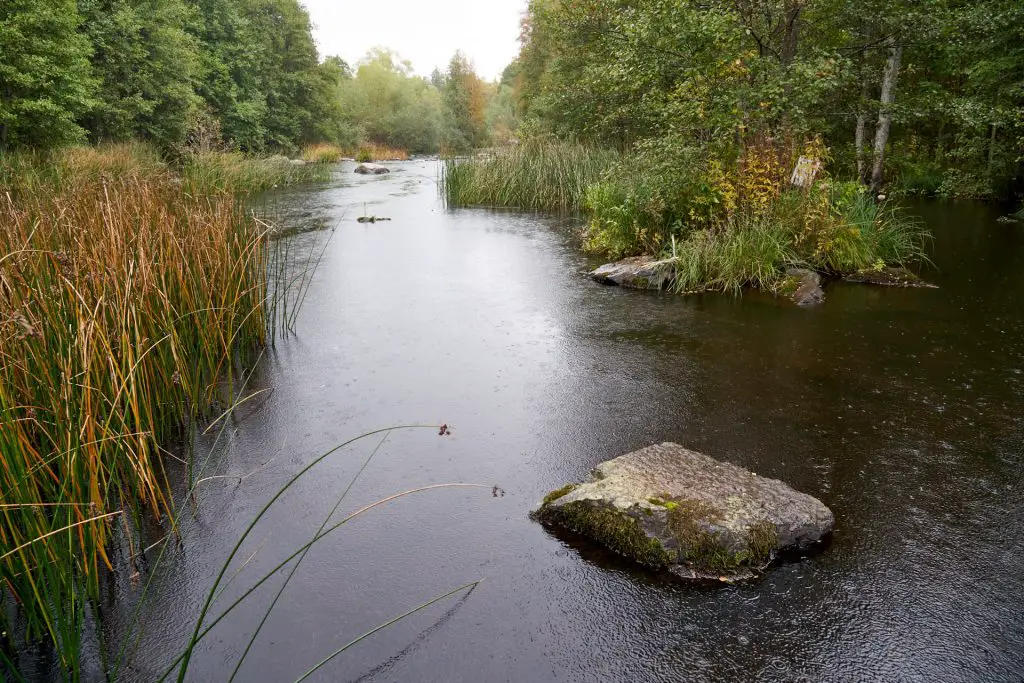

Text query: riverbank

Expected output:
[0,142,327,677]
[442,140,931,295]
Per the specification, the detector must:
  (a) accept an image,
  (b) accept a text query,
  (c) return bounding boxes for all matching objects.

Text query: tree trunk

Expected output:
[780,0,803,66]
[988,123,998,176]
[855,51,870,184]
[870,38,902,193]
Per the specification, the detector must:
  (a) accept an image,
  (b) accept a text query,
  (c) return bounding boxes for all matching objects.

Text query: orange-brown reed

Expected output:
[0,143,272,672]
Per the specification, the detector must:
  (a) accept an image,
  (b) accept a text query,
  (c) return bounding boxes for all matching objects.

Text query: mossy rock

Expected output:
[844,266,936,288]
[534,443,833,581]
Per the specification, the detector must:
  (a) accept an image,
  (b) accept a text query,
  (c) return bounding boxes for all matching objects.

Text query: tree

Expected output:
[0,0,96,150]
[441,52,489,152]
[77,0,198,147]
[339,49,443,153]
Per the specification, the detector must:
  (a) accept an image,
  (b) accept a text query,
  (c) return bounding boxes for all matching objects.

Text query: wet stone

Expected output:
[844,266,936,288]
[354,163,390,175]
[589,256,674,290]
[533,443,834,581]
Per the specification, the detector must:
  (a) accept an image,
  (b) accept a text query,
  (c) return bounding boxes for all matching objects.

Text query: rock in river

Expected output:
[533,443,834,581]
[844,266,936,288]
[354,163,390,175]
[784,267,825,306]
[589,256,674,290]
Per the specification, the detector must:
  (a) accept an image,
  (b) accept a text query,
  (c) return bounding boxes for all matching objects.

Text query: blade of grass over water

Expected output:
[155,481,494,682]
[226,430,393,681]
[173,425,444,681]
[293,580,483,683]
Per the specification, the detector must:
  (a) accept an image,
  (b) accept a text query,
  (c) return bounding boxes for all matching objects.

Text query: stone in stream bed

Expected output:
[354,163,390,175]
[781,267,825,306]
[589,256,674,290]
[533,443,834,581]
[843,266,936,288]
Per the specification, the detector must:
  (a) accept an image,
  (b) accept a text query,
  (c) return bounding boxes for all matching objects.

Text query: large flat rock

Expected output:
[533,443,834,581]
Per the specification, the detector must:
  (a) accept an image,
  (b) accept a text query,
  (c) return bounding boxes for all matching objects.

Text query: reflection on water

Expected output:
[96,161,1022,682]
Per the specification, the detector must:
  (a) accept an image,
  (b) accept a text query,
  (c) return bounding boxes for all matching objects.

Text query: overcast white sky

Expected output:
[302,0,528,81]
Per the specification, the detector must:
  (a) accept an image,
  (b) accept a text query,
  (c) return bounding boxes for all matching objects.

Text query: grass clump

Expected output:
[348,143,409,162]
[441,138,619,212]
[182,151,330,195]
[302,143,344,163]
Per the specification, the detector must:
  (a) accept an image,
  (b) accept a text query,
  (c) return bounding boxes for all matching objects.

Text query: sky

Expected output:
[302,0,528,81]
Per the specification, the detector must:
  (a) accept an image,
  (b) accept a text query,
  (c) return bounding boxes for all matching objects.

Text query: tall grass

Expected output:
[182,151,331,196]
[301,143,344,164]
[441,139,619,212]
[0,144,323,678]
[347,143,409,163]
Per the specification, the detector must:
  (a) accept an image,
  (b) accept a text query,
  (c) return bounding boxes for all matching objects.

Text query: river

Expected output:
[105,160,1024,682]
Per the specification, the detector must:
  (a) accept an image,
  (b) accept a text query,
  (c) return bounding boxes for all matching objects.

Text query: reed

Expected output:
[346,143,410,162]
[182,151,331,196]
[440,139,619,213]
[0,144,319,677]
[301,143,344,164]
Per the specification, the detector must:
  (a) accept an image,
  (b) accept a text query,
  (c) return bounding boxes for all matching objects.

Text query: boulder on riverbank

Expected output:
[533,443,834,581]
[782,267,825,306]
[844,266,936,288]
[589,256,674,290]
[354,163,390,175]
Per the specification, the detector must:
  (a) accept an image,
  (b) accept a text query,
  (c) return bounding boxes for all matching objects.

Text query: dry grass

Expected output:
[0,145,276,672]
[346,143,410,163]
[301,143,344,164]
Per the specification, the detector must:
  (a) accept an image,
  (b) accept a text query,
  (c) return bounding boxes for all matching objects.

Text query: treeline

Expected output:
[337,48,518,155]
[0,0,347,153]
[507,0,1024,199]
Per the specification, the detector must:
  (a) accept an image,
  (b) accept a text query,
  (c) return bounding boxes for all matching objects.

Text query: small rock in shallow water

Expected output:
[844,267,936,288]
[533,443,834,581]
[590,256,674,290]
[354,163,390,175]
[784,267,825,306]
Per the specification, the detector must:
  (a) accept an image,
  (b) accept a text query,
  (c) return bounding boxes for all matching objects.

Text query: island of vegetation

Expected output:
[443,0,1024,295]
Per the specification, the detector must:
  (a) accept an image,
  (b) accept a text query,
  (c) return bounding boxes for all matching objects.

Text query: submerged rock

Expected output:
[354,163,390,175]
[844,266,936,288]
[590,256,674,290]
[533,443,834,581]
[783,267,825,306]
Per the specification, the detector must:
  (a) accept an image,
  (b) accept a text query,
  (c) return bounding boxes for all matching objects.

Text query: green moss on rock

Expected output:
[541,501,673,568]
[542,484,578,506]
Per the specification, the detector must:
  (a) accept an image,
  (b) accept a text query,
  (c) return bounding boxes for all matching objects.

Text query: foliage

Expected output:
[511,0,1023,199]
[440,52,490,153]
[338,49,443,154]
[1,0,347,154]
[77,0,198,148]
[441,138,619,212]
[0,0,96,150]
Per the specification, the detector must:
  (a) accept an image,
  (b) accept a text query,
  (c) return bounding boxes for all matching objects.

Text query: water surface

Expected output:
[112,161,1024,682]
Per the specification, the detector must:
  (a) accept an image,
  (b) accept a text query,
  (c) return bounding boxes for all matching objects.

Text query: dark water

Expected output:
[107,161,1023,682]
